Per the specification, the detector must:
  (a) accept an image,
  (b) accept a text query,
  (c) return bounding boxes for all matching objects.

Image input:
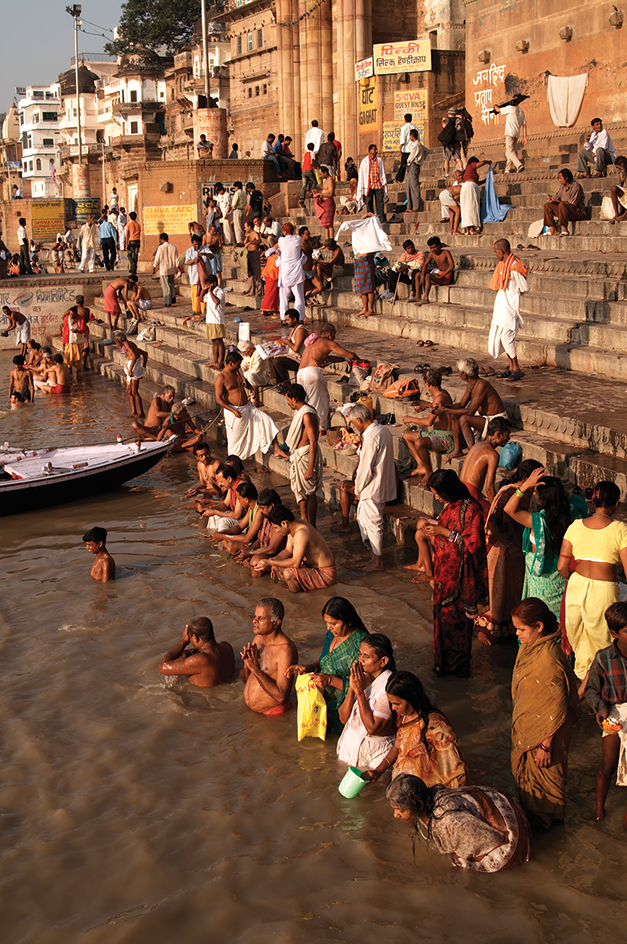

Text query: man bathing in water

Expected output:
[36,354,71,395]
[434,356,506,459]
[402,367,457,484]
[459,416,510,515]
[158,617,234,688]
[240,598,298,714]
[114,331,148,418]
[83,527,115,582]
[157,401,203,452]
[8,355,34,403]
[184,442,221,500]
[2,307,31,356]
[255,505,337,592]
[133,384,176,440]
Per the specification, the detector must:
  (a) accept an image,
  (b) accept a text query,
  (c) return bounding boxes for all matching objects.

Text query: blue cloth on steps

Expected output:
[481,165,515,223]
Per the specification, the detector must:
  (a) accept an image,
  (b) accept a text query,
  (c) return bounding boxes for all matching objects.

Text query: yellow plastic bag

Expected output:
[295,674,327,741]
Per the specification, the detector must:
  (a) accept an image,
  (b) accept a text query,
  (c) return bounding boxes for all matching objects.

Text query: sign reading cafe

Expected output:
[373,40,432,75]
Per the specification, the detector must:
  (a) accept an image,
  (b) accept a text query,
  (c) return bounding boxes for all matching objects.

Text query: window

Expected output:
[73,108,77,117]
[36,159,41,171]
[130,89,138,103]
[27,135,32,149]
[19,111,24,125]
[248,87,252,99]
[255,86,260,97]
[32,113,40,124]
[42,111,58,121]
[258,29,262,47]
[29,160,34,171]
[120,89,124,103]
[33,90,44,99]
[42,137,54,146]
[23,161,28,172]
[130,121,139,134]
[263,84,267,95]
[237,36,242,55]
[46,91,55,99]
[248,32,253,51]
[171,87,175,100]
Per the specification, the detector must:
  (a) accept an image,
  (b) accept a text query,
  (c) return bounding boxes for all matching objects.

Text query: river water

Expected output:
[1,362,626,944]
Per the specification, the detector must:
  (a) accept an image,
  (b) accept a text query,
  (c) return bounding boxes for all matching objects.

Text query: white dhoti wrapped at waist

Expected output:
[224,401,279,460]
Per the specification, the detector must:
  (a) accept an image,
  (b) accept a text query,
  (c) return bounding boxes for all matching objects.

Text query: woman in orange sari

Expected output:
[260,237,280,316]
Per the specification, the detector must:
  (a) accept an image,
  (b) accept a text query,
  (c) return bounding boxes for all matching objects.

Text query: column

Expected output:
[335,0,372,162]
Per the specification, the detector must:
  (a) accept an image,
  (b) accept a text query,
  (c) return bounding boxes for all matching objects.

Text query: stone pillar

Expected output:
[299,0,323,140]
[277,0,294,138]
[71,162,91,199]
[320,0,334,134]
[335,0,372,163]
[192,108,228,159]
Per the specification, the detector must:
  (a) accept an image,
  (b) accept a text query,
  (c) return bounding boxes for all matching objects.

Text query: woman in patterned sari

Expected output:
[422,470,488,677]
[286,597,369,733]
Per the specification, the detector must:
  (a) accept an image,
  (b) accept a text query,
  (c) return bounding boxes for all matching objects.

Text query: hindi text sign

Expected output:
[373,40,432,75]
[358,79,378,134]
[30,201,65,240]
[355,57,374,81]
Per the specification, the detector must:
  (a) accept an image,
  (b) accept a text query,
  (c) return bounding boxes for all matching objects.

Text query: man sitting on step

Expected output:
[577,118,616,178]
[434,356,507,459]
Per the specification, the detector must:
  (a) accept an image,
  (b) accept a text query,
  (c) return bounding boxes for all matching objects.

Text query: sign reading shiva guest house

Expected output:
[373,40,432,75]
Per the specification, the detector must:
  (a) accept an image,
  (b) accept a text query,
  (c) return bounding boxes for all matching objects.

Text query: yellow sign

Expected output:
[31,200,65,240]
[394,89,428,143]
[373,40,432,75]
[143,205,198,236]
[358,79,378,134]
[382,123,401,152]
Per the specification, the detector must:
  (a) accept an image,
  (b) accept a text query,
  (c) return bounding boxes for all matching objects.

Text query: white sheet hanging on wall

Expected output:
[547,74,588,128]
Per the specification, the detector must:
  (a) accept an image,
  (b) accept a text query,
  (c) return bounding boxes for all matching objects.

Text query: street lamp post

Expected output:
[66,4,83,164]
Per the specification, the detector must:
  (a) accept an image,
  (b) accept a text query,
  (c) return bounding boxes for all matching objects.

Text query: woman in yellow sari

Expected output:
[511,598,581,828]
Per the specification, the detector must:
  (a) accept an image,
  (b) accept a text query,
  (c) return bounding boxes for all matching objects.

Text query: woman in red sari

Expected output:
[422,470,488,678]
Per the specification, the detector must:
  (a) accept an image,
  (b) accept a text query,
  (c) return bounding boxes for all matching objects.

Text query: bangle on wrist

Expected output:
[515,488,525,498]
[539,744,552,753]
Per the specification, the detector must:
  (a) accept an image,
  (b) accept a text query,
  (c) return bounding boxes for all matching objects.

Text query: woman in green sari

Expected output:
[504,467,587,624]
[286,597,369,733]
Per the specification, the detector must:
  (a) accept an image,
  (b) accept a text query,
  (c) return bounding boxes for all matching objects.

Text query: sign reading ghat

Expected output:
[0,283,83,350]
[373,40,432,75]
[31,201,66,240]
[358,80,378,134]
[143,205,198,236]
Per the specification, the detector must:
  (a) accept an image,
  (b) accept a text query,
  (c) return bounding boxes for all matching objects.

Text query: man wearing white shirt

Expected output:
[215,184,233,245]
[17,217,32,275]
[152,232,180,306]
[395,113,418,183]
[493,104,527,173]
[405,130,428,212]
[78,214,98,272]
[356,144,388,221]
[109,188,120,212]
[204,274,225,369]
[347,403,397,572]
[577,118,617,177]
[183,234,206,315]
[278,224,306,323]
[304,120,325,156]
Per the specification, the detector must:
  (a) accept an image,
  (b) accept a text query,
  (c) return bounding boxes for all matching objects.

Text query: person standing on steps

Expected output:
[577,118,616,178]
[231,181,246,246]
[357,144,388,222]
[396,113,417,184]
[487,239,529,382]
[299,143,317,208]
[16,217,32,275]
[304,119,325,157]
[278,223,307,323]
[405,129,427,212]
[215,184,233,245]
[494,102,527,173]
[98,213,118,271]
[297,322,358,435]
[126,212,141,277]
[152,232,180,307]
[78,213,98,273]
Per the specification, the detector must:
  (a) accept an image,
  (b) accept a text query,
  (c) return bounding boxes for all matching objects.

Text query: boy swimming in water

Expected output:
[83,527,116,582]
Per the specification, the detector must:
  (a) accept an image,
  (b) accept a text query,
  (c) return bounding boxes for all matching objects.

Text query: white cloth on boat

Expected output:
[224,401,278,460]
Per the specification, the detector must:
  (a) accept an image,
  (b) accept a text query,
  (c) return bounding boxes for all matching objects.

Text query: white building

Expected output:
[18,85,62,197]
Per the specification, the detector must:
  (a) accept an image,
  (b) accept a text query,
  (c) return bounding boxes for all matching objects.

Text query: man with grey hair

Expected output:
[434,358,507,457]
[347,403,397,572]
[240,597,298,716]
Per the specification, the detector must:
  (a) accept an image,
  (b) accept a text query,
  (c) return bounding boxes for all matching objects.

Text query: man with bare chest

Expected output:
[241,598,298,714]
[459,416,510,515]
[296,322,358,433]
[133,384,176,440]
[435,356,507,457]
[284,383,323,525]
[215,351,283,460]
[159,617,234,688]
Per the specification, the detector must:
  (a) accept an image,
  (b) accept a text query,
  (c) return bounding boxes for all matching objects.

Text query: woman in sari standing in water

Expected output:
[421,470,488,677]
[286,597,369,733]
[511,598,581,828]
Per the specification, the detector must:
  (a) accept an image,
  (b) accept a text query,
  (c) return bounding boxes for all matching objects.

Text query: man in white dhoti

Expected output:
[296,322,358,434]
[278,223,306,323]
[284,383,324,526]
[214,351,286,461]
[347,403,397,573]
[488,239,529,383]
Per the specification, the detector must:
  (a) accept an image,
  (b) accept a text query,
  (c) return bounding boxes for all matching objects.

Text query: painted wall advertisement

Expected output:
[30,201,66,240]
[0,284,83,350]
[391,89,428,145]
[355,57,374,81]
[74,198,101,223]
[373,40,432,75]
[143,205,198,236]
[358,79,378,134]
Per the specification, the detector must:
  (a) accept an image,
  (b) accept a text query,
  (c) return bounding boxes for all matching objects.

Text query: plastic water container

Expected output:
[338,766,368,799]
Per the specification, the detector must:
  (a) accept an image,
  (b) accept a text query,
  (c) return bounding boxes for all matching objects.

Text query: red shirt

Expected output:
[302,151,313,172]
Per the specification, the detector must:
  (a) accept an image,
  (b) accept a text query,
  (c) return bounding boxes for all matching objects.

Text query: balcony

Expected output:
[174,51,192,70]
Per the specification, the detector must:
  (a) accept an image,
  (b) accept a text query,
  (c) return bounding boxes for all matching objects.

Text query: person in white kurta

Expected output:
[277,231,306,322]
[348,406,397,572]
[337,667,395,767]
[488,240,529,382]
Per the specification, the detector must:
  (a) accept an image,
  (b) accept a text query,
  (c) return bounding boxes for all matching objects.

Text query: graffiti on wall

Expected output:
[472,62,506,125]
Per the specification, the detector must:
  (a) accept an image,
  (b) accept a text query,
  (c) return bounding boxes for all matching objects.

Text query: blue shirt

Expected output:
[99,221,117,242]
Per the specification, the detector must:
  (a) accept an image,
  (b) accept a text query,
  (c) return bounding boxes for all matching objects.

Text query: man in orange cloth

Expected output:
[487,238,529,383]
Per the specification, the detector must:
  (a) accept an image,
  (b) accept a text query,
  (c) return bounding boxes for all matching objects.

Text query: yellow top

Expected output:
[563,517,627,564]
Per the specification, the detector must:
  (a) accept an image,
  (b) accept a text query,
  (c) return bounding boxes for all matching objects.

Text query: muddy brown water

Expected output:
[0,364,626,944]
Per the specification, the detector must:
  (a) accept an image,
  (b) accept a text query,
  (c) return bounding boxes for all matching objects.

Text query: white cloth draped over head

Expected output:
[296,365,331,432]
[460,180,481,230]
[547,74,588,128]
[224,401,279,459]
[336,216,392,255]
[277,234,306,287]
[356,155,388,208]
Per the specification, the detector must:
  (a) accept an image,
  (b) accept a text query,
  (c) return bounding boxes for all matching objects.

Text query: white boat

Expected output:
[0,439,176,515]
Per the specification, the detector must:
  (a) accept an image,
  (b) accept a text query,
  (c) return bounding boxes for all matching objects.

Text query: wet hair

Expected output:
[386,670,437,718]
[494,238,511,253]
[319,321,336,337]
[53,353,64,364]
[322,597,368,632]
[511,597,557,635]
[127,274,138,284]
[257,597,284,622]
[268,504,295,525]
[217,463,237,481]
[423,367,442,387]
[188,616,215,642]
[346,403,371,422]
[362,633,396,671]
[486,416,511,436]
[605,601,627,634]
[258,488,281,507]
[285,308,301,322]
[13,355,24,366]
[535,476,571,554]
[559,168,574,184]
[386,773,437,821]
[83,526,107,544]
[457,357,479,378]
[402,240,416,251]
[237,481,258,500]
[226,455,244,476]
[225,351,243,365]
[428,469,470,503]
[192,441,210,455]
[28,340,41,350]
[285,382,307,402]
[503,458,542,485]
[591,480,620,508]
